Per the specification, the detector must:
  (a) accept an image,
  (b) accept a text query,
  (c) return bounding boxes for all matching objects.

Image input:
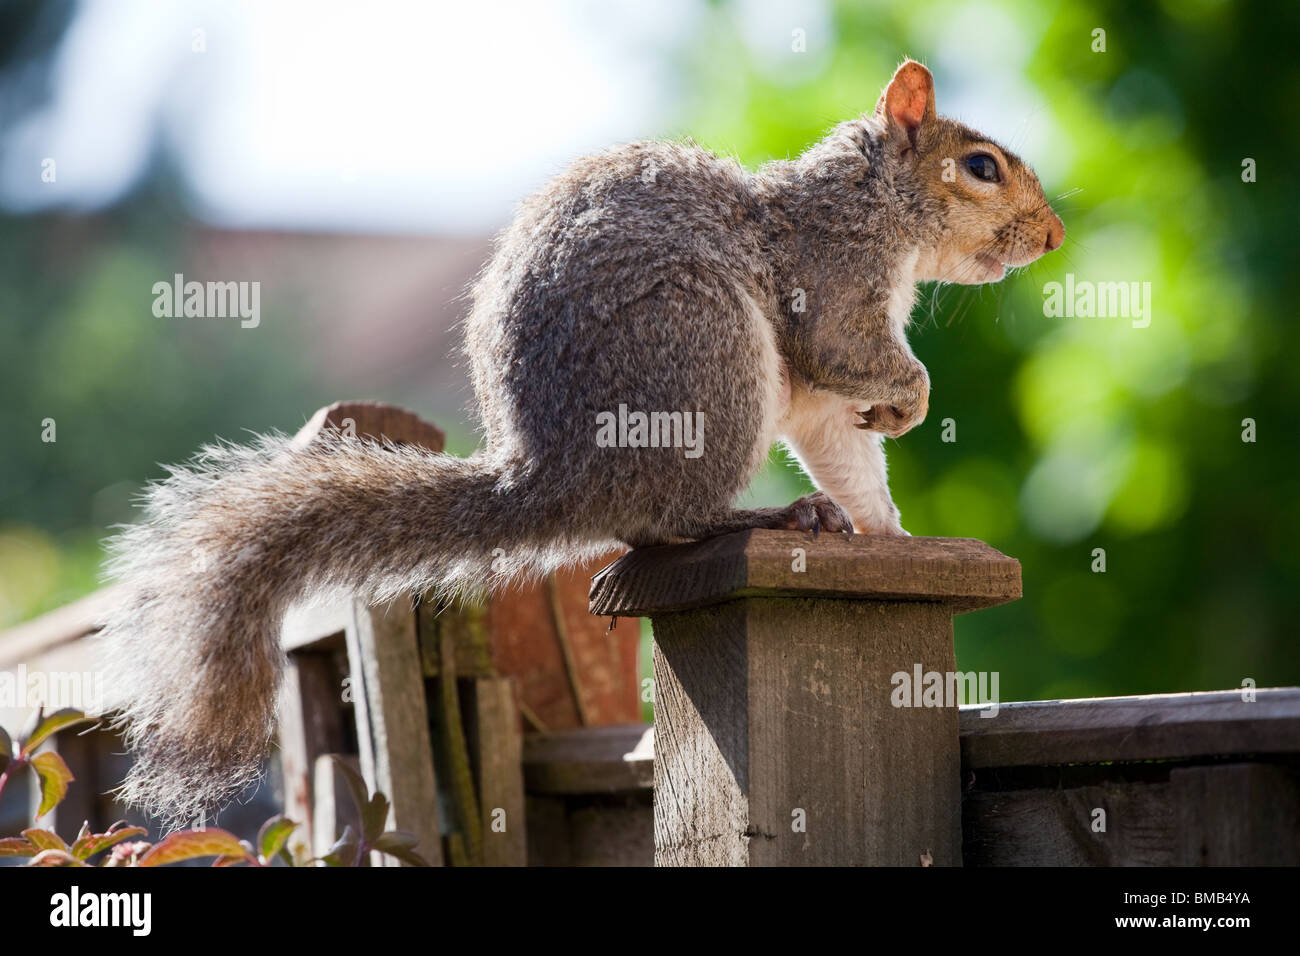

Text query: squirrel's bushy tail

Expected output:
[98,431,598,826]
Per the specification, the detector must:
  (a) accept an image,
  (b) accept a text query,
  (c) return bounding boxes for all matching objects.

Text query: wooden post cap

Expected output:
[589,530,1021,616]
[290,400,446,452]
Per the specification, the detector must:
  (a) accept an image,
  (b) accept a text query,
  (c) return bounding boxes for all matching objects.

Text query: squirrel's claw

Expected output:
[782,491,852,536]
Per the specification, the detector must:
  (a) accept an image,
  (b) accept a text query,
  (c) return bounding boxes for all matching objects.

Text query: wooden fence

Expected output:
[2,400,1296,865]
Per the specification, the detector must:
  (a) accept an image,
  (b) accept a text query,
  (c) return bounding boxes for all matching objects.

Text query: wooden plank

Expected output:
[590,530,1022,616]
[1171,762,1300,865]
[280,600,351,652]
[427,625,482,865]
[565,794,653,866]
[962,761,1300,866]
[278,645,348,851]
[963,780,1178,866]
[524,794,653,867]
[289,399,446,452]
[960,688,1300,769]
[465,677,528,866]
[654,597,962,866]
[490,551,640,730]
[344,597,443,866]
[524,796,572,866]
[416,599,494,678]
[523,724,653,795]
[652,602,748,866]
[0,585,120,668]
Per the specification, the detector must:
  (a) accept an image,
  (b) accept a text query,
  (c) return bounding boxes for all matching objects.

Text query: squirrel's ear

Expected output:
[875,59,935,146]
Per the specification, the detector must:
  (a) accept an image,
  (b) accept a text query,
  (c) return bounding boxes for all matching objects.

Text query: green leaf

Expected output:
[331,756,370,817]
[0,836,36,857]
[22,828,69,852]
[26,848,86,867]
[0,724,11,772]
[372,831,430,867]
[30,750,74,817]
[257,814,297,863]
[136,828,249,867]
[71,821,150,862]
[22,708,96,753]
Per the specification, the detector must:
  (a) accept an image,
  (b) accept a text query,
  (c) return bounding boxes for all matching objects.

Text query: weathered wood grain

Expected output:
[593,531,1019,866]
[278,641,348,852]
[653,598,962,866]
[590,530,1022,616]
[465,677,528,866]
[523,724,653,794]
[960,688,1300,769]
[525,794,654,867]
[344,598,444,866]
[963,761,1300,866]
[289,399,446,452]
[1171,762,1300,865]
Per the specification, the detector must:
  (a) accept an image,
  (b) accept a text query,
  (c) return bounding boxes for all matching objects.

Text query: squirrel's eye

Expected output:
[965,153,1000,183]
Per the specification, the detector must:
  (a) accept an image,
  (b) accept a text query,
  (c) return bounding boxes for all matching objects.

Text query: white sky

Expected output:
[0,0,700,233]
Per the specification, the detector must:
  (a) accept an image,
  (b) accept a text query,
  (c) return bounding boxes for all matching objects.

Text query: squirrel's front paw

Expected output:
[855,402,925,437]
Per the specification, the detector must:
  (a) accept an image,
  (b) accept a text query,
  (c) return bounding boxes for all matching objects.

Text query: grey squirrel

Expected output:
[99,59,1064,823]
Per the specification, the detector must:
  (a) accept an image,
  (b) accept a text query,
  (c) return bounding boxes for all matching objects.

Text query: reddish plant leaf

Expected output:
[22,828,68,853]
[136,828,249,867]
[0,836,36,857]
[71,822,150,862]
[30,750,74,817]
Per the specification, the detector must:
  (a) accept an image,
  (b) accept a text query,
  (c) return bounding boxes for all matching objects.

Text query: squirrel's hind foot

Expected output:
[687,492,854,540]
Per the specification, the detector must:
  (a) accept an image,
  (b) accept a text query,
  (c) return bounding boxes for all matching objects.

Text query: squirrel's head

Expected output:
[871,59,1064,285]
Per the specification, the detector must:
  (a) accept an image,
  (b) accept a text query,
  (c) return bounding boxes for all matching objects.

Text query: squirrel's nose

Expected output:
[1044,213,1064,252]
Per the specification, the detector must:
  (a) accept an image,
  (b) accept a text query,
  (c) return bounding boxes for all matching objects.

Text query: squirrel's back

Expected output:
[465,140,786,541]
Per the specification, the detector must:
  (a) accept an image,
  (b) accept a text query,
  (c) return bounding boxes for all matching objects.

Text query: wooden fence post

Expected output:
[589,529,1021,866]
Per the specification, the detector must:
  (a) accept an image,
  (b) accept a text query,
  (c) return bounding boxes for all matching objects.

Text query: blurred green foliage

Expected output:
[2,0,1297,706]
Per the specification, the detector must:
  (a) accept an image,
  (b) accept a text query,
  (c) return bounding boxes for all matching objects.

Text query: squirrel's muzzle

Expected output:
[1044,211,1065,252]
